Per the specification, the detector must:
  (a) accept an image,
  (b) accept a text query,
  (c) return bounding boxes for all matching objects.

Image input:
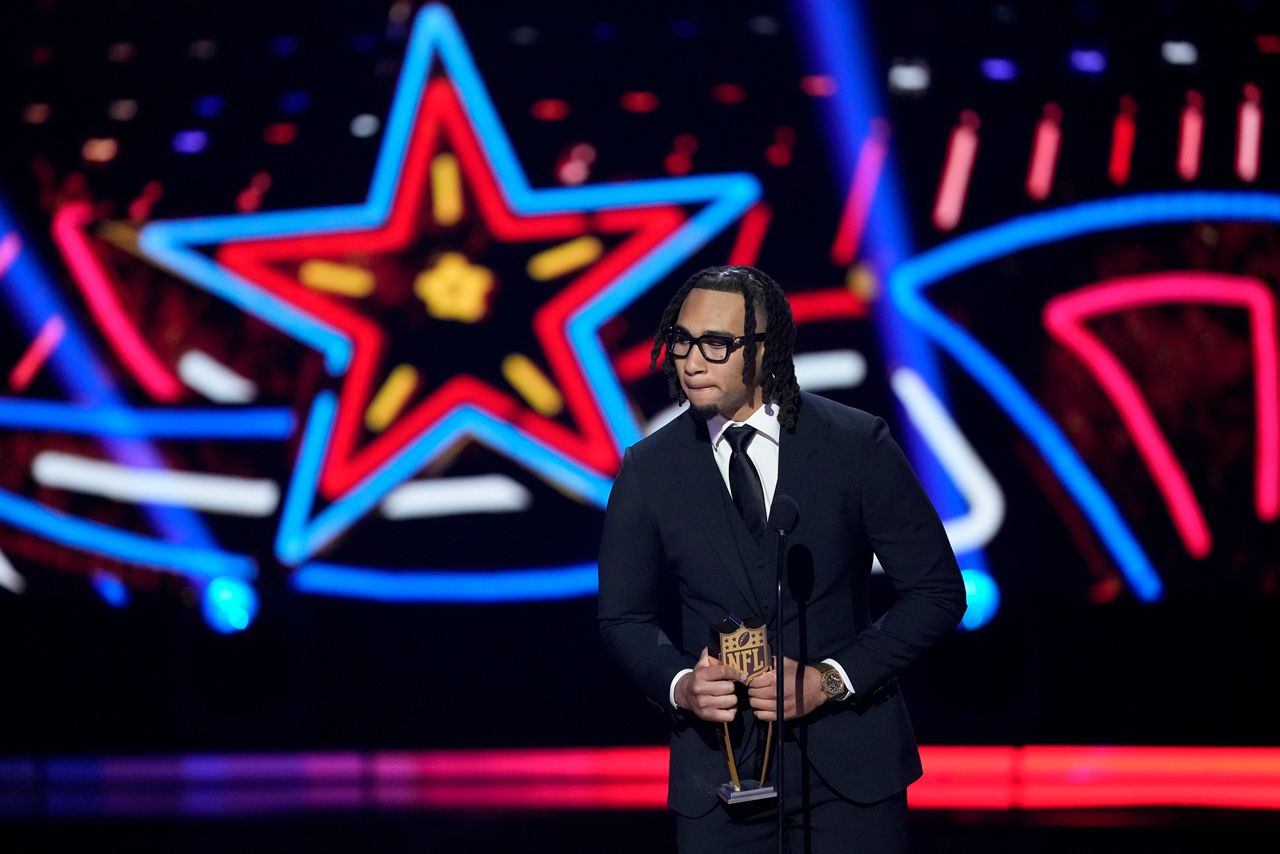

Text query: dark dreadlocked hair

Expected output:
[648,265,801,430]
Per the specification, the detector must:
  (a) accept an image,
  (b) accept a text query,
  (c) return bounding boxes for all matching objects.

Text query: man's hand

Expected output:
[674,647,747,723]
[746,657,827,722]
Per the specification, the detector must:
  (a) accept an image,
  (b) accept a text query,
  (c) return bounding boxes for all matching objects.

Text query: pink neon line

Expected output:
[1108,97,1137,186]
[1178,91,1204,181]
[1025,104,1062,202]
[1044,273,1280,555]
[830,118,889,265]
[1236,84,1262,183]
[932,111,980,231]
[8,314,66,392]
[52,203,183,401]
[0,232,21,278]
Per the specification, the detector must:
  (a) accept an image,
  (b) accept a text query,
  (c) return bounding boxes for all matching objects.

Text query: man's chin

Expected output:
[687,403,720,422]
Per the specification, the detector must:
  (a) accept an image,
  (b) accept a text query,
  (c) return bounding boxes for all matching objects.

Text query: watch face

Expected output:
[822,670,843,696]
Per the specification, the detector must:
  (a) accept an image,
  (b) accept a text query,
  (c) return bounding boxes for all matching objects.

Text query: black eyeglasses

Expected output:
[665,328,766,364]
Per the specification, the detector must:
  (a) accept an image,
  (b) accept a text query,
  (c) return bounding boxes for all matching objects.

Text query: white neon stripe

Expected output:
[795,350,867,391]
[644,350,867,435]
[178,350,258,403]
[891,368,1006,553]
[32,452,279,516]
[0,548,27,594]
[381,474,532,519]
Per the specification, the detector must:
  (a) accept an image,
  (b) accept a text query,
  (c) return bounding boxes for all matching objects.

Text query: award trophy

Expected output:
[713,615,777,804]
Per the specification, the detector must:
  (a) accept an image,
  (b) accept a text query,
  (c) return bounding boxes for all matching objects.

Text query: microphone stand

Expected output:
[774,522,788,854]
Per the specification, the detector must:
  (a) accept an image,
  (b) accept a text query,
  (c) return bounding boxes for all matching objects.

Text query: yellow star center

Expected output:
[414,251,495,322]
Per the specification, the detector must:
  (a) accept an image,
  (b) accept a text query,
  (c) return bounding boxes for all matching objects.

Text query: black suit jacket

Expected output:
[598,392,966,816]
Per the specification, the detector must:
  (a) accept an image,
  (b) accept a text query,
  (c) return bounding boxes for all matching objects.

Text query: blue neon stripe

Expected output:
[791,0,973,534]
[889,191,1280,601]
[0,487,254,579]
[275,392,338,566]
[0,399,294,438]
[292,562,598,602]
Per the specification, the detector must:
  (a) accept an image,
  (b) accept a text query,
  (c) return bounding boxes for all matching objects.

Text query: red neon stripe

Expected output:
[727,202,772,266]
[1178,91,1204,182]
[9,314,66,392]
[52,203,184,401]
[613,340,657,383]
[1025,103,1062,202]
[1236,84,1263,183]
[932,111,980,232]
[788,288,867,324]
[1044,273,1280,554]
[26,746,1280,813]
[1108,96,1137,186]
[830,119,889,265]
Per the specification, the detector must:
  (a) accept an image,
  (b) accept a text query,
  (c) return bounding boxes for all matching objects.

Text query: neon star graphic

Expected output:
[139,4,761,565]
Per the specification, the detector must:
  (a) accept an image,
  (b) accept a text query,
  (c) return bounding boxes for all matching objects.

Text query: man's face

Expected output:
[672,287,765,423]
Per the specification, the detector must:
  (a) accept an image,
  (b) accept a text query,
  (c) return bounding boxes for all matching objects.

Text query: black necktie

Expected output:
[724,425,768,540]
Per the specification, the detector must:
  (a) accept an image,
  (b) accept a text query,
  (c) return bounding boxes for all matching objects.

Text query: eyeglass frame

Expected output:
[663,326,767,364]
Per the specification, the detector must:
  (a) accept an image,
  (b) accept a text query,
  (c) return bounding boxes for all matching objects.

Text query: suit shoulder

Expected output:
[623,408,691,462]
[799,391,882,437]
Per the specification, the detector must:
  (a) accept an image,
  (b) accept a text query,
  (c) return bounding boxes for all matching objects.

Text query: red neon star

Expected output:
[217,78,684,499]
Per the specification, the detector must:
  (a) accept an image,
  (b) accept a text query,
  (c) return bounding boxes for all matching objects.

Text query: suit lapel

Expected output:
[771,396,825,528]
[760,396,827,622]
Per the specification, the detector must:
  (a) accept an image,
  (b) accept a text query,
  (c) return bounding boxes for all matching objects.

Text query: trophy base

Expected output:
[717,780,777,804]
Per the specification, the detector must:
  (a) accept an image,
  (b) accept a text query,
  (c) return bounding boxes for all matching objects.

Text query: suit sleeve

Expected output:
[834,416,968,697]
[597,446,691,712]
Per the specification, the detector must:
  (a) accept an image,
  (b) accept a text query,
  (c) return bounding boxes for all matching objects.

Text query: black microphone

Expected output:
[771,495,799,535]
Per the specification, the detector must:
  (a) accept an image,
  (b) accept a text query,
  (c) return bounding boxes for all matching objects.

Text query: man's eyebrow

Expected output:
[674,324,737,337]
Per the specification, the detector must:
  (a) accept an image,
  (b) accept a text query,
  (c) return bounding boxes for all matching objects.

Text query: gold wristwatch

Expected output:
[817,662,846,700]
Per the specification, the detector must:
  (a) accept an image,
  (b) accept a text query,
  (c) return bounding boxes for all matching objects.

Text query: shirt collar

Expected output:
[708,401,782,449]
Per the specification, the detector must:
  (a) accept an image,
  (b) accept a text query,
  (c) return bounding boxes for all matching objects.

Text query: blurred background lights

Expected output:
[959,568,1000,630]
[172,129,208,154]
[1161,40,1198,65]
[107,99,139,121]
[194,95,225,118]
[888,60,930,94]
[22,103,50,124]
[1070,48,1107,73]
[980,58,1018,81]
[92,571,129,608]
[350,113,381,138]
[186,38,217,59]
[81,138,119,163]
[202,577,259,634]
[280,91,310,114]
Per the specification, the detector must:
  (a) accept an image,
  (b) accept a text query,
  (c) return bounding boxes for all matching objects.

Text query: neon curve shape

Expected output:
[1044,272,1279,558]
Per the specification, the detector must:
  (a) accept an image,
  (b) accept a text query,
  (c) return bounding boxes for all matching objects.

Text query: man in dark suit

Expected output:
[598,265,967,852]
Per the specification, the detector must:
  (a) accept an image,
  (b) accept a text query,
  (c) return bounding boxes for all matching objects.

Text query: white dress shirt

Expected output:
[669,402,853,708]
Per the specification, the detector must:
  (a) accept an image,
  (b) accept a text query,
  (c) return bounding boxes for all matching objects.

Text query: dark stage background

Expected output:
[3,1,1280,851]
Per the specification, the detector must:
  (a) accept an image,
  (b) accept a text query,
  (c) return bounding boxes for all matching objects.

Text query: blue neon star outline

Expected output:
[139,4,761,567]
